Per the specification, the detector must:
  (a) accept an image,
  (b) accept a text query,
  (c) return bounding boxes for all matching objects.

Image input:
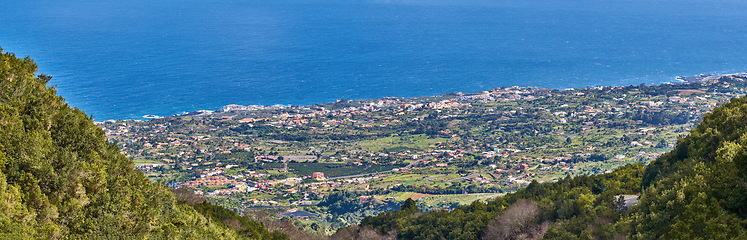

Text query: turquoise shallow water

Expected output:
[2,0,747,120]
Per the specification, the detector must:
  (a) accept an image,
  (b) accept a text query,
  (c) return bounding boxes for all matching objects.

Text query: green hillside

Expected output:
[0,48,285,239]
[340,95,747,239]
[632,96,747,239]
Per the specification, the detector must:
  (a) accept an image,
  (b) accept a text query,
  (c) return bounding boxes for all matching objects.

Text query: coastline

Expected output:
[116,72,747,123]
[675,73,747,83]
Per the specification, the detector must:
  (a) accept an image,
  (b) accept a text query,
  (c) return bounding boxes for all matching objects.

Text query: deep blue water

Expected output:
[2,0,747,120]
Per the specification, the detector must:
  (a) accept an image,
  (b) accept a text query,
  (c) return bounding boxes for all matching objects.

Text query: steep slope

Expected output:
[345,97,747,239]
[0,48,284,239]
[632,96,747,239]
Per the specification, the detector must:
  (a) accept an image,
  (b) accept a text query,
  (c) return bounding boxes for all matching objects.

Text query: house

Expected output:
[312,172,325,180]
[238,118,257,123]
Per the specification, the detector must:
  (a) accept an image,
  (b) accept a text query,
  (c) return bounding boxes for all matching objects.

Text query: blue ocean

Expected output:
[2,0,747,120]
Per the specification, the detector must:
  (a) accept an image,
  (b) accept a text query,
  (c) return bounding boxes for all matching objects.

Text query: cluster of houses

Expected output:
[98,76,747,212]
[168,167,331,198]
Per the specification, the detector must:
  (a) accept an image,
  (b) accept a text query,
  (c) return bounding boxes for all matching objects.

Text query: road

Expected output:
[326,170,395,180]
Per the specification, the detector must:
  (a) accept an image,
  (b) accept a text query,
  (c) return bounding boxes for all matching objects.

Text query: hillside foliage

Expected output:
[0,48,284,239]
[348,97,747,239]
[632,96,747,239]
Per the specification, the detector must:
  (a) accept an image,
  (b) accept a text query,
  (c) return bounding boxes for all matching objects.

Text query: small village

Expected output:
[99,74,747,231]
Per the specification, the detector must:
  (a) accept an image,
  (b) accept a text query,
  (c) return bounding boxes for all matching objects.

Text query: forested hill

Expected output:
[0,49,285,239]
[632,96,747,238]
[338,97,747,239]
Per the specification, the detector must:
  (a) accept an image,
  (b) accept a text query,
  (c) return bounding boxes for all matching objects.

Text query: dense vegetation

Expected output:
[0,49,284,239]
[349,164,644,239]
[391,182,501,194]
[344,96,747,239]
[315,190,401,229]
[632,96,747,239]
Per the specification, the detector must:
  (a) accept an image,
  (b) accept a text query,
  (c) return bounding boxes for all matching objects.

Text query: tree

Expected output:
[483,200,549,240]
[0,48,284,239]
[400,198,419,213]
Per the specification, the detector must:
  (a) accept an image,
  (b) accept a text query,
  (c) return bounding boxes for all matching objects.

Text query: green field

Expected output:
[358,134,448,152]
[419,193,504,206]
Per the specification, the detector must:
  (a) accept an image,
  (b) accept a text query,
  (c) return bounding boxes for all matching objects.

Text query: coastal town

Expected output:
[99,73,747,232]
